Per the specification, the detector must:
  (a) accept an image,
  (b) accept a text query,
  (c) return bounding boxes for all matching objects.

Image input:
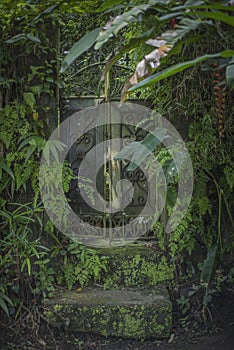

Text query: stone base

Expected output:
[44,287,172,340]
[96,244,175,288]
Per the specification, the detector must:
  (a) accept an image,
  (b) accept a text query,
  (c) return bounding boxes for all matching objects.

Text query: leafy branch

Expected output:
[59,0,234,100]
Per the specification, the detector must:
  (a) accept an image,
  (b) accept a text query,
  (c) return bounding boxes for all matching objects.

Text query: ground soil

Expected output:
[0,290,234,350]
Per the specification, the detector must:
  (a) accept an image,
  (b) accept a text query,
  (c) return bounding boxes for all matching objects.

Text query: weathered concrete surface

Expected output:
[44,287,172,339]
[97,244,175,288]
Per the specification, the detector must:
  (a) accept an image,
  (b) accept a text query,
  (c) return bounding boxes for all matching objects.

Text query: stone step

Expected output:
[44,286,172,340]
[96,244,175,288]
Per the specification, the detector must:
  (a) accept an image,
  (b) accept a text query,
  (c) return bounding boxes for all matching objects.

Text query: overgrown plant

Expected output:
[60,0,234,96]
[56,241,109,290]
[59,0,234,321]
[0,0,233,330]
[0,201,48,311]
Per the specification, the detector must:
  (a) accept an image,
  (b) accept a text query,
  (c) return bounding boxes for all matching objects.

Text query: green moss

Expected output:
[52,245,175,292]
[102,250,175,289]
[44,296,172,339]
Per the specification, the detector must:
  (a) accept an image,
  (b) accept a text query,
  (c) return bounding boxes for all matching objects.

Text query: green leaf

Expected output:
[220,50,234,58]
[0,289,13,316]
[197,4,234,11]
[96,0,124,12]
[31,246,40,259]
[184,0,205,5]
[0,158,15,180]
[165,18,204,53]
[42,140,67,165]
[166,188,177,207]
[157,12,183,21]
[200,245,218,287]
[5,33,27,43]
[0,297,9,316]
[18,135,45,151]
[43,144,50,166]
[226,57,234,89]
[51,140,67,152]
[11,179,16,197]
[129,51,234,92]
[115,141,142,163]
[115,128,167,171]
[18,135,46,163]
[47,141,59,163]
[95,5,151,50]
[25,145,37,162]
[18,137,31,151]
[60,27,102,73]
[197,11,234,27]
[0,210,11,220]
[21,258,31,275]
[30,2,63,24]
[5,33,40,44]
[0,292,13,306]
[173,2,234,11]
[25,34,41,43]
[162,158,176,180]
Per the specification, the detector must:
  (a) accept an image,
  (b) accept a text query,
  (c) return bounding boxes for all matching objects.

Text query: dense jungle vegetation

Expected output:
[0,0,234,347]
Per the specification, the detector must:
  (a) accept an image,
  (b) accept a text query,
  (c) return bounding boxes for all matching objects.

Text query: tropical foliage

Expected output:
[60,0,234,98]
[0,0,233,339]
[60,0,234,319]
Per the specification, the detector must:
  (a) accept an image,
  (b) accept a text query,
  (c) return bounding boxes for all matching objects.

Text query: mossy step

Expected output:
[96,244,175,288]
[44,286,172,340]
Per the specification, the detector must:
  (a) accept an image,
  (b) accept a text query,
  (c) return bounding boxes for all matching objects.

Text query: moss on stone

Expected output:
[44,245,174,339]
[100,248,175,289]
[44,287,172,339]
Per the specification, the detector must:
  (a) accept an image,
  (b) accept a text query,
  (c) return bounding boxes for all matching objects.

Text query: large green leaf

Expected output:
[96,0,124,12]
[173,1,234,12]
[60,27,102,73]
[166,18,203,47]
[115,128,167,171]
[95,4,155,50]
[197,11,234,26]
[95,0,170,50]
[156,12,183,21]
[200,245,218,287]
[129,51,234,92]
